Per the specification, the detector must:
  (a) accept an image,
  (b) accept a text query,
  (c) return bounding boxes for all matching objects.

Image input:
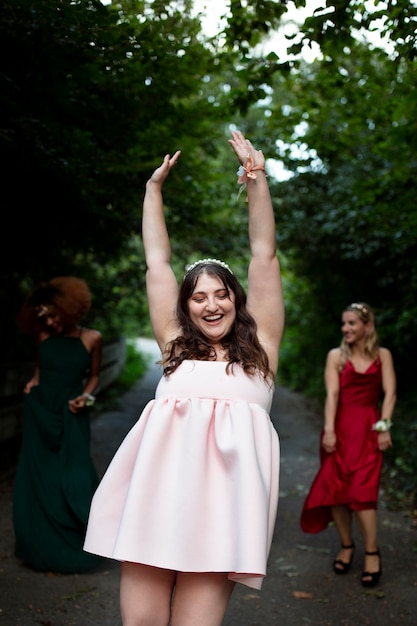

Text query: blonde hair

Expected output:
[18,276,91,335]
[339,302,379,371]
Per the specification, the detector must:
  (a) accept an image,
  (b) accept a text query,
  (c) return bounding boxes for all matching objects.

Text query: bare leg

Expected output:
[120,562,176,626]
[331,505,354,571]
[355,509,381,579]
[171,572,235,626]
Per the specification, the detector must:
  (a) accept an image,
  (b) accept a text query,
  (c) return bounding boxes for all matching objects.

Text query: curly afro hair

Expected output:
[18,276,92,335]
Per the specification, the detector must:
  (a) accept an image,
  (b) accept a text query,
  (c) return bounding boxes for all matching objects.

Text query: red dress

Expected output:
[301,359,383,534]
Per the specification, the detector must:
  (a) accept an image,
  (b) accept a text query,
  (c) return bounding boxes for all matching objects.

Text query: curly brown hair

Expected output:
[18,276,92,335]
[160,262,273,384]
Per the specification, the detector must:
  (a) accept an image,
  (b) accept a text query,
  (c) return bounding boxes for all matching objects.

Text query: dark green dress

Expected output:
[13,335,102,572]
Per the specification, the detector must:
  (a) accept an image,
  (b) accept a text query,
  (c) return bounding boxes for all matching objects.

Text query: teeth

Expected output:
[205,315,221,321]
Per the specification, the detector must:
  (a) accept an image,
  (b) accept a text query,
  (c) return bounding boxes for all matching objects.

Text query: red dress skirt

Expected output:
[301,359,383,533]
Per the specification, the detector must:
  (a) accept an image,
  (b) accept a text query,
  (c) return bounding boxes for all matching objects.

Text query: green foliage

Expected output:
[95,340,150,409]
[242,3,417,504]
[225,0,288,53]
[297,0,417,61]
[277,259,330,402]
[257,38,417,403]
[382,396,417,510]
[1,0,241,357]
[117,340,150,390]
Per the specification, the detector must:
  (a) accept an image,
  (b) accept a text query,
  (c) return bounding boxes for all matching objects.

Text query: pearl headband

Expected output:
[185,258,233,274]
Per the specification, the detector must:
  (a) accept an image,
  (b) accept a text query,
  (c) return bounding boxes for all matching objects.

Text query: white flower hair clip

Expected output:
[36,304,49,318]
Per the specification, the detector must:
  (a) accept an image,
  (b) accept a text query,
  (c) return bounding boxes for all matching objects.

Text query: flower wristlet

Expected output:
[236,153,266,199]
[372,419,392,432]
[82,393,96,407]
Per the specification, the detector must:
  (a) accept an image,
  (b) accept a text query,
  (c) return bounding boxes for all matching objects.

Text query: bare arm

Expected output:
[24,365,40,394]
[69,329,103,414]
[377,347,397,451]
[81,329,103,396]
[142,152,182,351]
[228,131,284,376]
[322,348,340,453]
[24,334,43,393]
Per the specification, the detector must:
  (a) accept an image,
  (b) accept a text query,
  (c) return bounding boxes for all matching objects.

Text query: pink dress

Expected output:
[84,360,280,589]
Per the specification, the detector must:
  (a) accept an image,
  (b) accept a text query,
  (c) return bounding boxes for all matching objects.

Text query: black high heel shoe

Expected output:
[361,549,382,587]
[333,543,355,575]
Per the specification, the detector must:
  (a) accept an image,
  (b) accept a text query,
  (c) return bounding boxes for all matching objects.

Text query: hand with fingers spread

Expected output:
[228,130,265,167]
[147,151,181,188]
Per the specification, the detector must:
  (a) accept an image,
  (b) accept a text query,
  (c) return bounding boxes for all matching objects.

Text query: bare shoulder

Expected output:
[82,327,102,339]
[379,346,393,364]
[327,347,341,364]
[39,330,49,342]
[324,348,341,375]
[81,327,102,350]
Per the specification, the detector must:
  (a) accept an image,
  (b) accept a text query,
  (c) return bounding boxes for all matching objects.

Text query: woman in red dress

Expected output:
[300,302,396,587]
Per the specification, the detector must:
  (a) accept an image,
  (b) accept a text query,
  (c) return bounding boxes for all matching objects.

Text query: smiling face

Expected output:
[187,272,236,345]
[341,310,369,345]
[37,304,65,336]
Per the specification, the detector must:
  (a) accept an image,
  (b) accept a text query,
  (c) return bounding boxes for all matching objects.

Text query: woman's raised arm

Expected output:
[142,151,181,351]
[228,131,284,376]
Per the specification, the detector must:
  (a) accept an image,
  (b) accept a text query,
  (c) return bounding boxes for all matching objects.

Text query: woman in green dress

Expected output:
[13,276,103,572]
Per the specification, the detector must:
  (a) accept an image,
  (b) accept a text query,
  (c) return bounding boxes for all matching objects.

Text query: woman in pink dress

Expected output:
[84,130,284,625]
[300,302,396,587]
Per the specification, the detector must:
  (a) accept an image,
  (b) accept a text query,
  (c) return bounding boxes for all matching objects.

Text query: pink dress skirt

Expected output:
[84,360,280,589]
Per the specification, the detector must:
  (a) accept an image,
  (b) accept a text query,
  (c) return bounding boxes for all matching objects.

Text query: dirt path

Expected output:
[0,339,415,625]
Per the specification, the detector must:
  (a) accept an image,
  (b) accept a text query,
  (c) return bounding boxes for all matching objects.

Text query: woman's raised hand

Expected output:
[228,130,265,170]
[147,151,181,187]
